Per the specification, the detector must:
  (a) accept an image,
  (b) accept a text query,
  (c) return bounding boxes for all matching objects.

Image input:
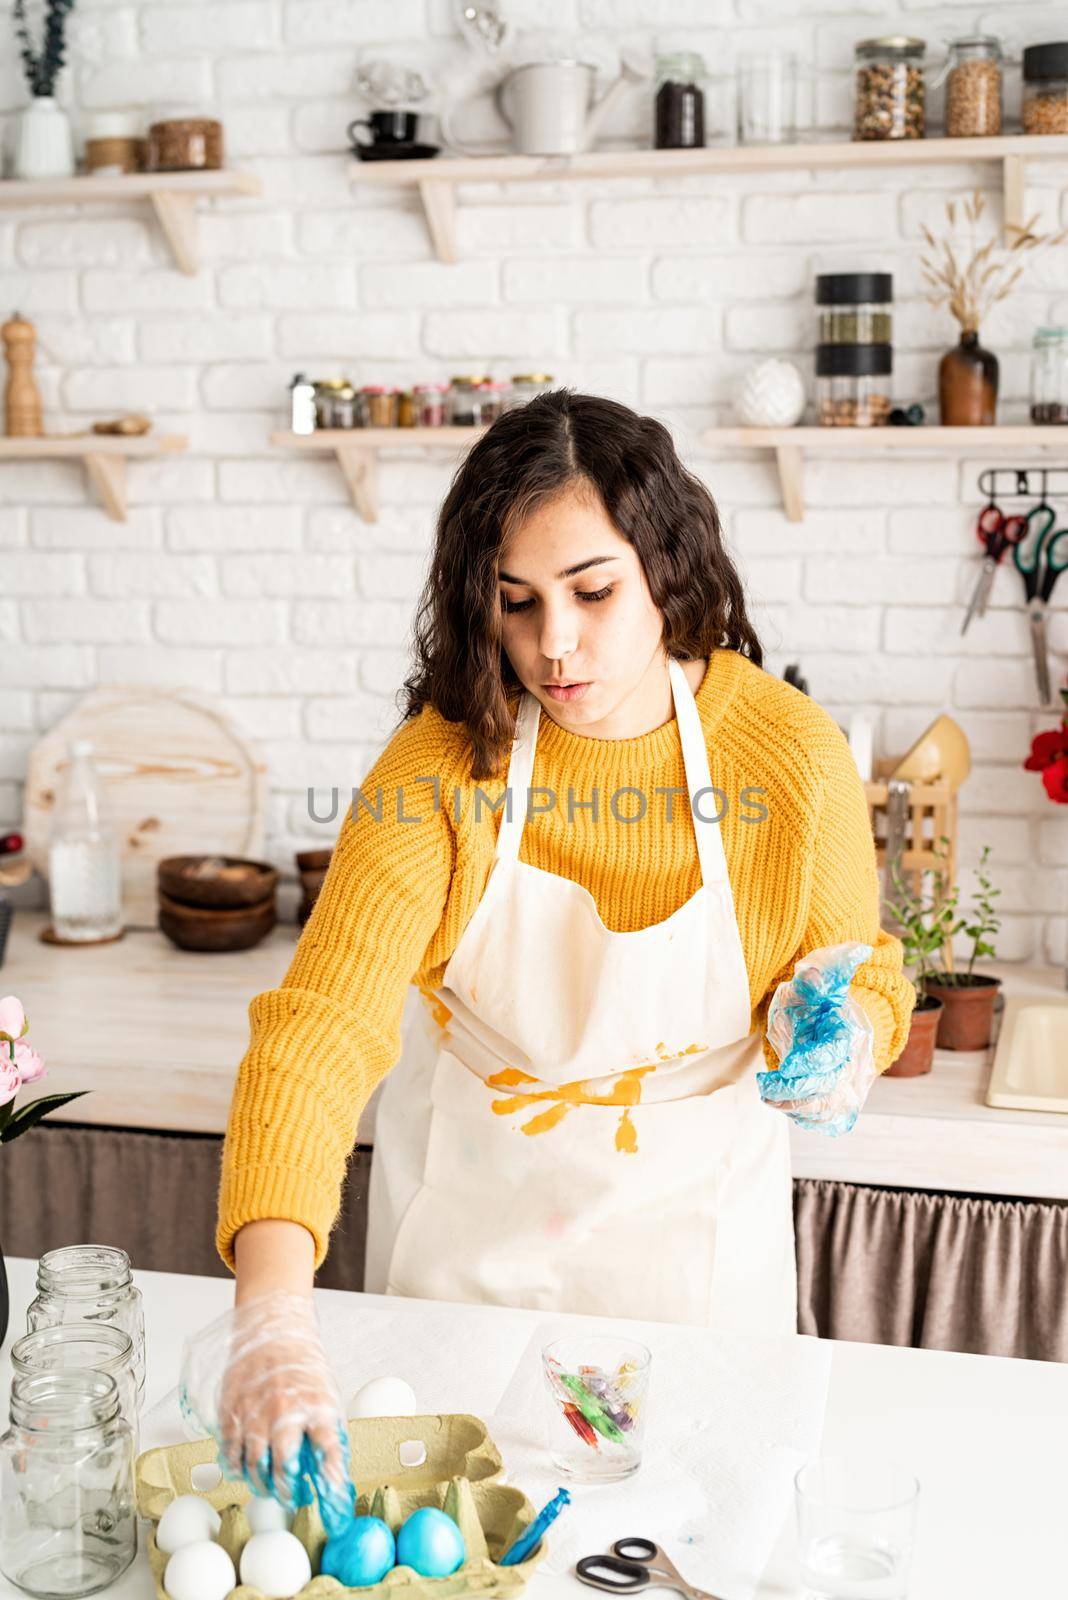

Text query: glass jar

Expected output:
[11,1325,139,1453]
[854,37,926,140]
[413,383,446,426]
[360,385,398,428]
[1022,42,1068,135]
[446,375,494,426]
[816,273,893,345]
[1030,327,1068,423]
[505,373,556,410]
[653,52,706,149]
[396,389,415,428]
[313,379,348,429]
[816,344,892,427]
[0,1370,136,1598]
[143,106,223,171]
[48,740,122,943]
[332,383,358,429]
[26,1246,146,1408]
[944,37,1002,137]
[737,51,797,145]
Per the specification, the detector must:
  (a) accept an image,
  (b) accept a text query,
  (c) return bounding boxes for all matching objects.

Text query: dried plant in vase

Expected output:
[919,189,1068,425]
[10,0,77,179]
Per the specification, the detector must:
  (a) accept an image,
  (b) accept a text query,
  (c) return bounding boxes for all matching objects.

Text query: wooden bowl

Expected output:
[157,890,276,952]
[296,848,332,873]
[157,855,278,911]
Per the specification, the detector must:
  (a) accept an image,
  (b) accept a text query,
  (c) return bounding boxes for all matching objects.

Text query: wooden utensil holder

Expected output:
[865,761,958,902]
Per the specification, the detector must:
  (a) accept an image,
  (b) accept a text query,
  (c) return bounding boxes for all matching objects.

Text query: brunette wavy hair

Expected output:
[400,389,761,780]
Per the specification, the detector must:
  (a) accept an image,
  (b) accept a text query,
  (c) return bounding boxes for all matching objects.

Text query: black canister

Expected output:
[816,272,893,345]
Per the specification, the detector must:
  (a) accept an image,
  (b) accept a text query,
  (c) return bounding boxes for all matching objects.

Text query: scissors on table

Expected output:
[575,1537,724,1600]
[1012,499,1068,705]
[961,503,1027,635]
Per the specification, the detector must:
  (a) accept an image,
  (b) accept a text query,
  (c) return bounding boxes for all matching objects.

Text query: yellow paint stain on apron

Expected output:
[488,1064,658,1150]
[418,986,453,1030]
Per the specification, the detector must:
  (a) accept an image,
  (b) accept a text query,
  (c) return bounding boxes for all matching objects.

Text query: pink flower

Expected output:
[0,995,27,1043]
[0,1049,18,1109]
[13,1038,46,1085]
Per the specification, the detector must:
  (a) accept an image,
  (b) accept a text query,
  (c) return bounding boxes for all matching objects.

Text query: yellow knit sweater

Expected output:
[216,650,914,1272]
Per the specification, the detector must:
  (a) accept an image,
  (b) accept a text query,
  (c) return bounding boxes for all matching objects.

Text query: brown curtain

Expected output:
[3,1127,1066,1361]
[794,1177,1068,1362]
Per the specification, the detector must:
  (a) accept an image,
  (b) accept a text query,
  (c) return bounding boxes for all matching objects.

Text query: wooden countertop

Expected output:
[4,911,1067,1200]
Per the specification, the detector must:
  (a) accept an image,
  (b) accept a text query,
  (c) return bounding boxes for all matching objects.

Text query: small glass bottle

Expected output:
[0,1370,137,1598]
[413,383,446,426]
[1030,327,1068,423]
[48,739,123,942]
[654,52,706,148]
[11,1324,139,1454]
[854,36,926,140]
[446,374,491,425]
[26,1246,146,1407]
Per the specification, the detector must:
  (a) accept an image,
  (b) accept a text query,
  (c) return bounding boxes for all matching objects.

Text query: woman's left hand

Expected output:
[757,942,877,1137]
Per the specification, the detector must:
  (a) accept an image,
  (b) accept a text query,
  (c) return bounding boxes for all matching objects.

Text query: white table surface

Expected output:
[1,1258,1064,1600]
[7,907,1068,1200]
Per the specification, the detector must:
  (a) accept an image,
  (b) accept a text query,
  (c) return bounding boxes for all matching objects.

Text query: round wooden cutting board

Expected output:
[23,687,268,929]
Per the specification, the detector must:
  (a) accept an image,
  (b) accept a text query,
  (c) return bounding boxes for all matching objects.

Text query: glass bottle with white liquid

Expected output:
[48,739,123,941]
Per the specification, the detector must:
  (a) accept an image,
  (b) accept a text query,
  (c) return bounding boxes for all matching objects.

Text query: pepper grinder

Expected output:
[2,312,43,437]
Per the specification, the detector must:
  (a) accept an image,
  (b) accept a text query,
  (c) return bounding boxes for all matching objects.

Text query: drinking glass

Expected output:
[541,1335,650,1484]
[737,51,797,143]
[796,1455,919,1599]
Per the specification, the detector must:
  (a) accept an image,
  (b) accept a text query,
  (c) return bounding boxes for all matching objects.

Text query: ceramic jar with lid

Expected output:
[854,36,926,139]
[1022,41,1068,135]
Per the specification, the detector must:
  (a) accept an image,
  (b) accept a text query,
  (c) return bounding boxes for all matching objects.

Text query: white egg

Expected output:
[163,1539,236,1600]
[156,1493,222,1554]
[245,1494,293,1534]
[239,1530,312,1598]
[349,1375,417,1418]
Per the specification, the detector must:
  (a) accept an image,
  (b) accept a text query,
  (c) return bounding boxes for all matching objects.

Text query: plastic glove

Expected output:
[757,942,876,1137]
[178,1290,355,1535]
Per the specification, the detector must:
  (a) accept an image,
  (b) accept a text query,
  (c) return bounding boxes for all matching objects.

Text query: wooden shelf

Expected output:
[0,170,262,274]
[0,433,187,520]
[270,428,486,521]
[349,134,1068,260]
[699,425,1068,522]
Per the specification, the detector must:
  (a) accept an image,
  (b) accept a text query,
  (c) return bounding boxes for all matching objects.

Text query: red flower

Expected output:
[1041,755,1068,804]
[1024,725,1068,771]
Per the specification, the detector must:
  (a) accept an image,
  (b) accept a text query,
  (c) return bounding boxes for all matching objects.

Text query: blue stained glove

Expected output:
[757,942,876,1137]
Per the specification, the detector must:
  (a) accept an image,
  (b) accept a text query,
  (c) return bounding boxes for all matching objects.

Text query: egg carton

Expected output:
[135,1413,547,1600]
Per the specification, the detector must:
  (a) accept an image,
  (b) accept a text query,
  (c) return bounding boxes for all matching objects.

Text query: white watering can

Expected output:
[442,57,644,157]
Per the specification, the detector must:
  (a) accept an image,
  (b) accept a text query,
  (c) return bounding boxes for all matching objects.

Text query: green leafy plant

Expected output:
[934,844,1001,985]
[884,839,962,1003]
[12,0,77,99]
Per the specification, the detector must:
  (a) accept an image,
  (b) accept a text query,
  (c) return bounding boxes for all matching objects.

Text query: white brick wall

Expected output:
[2,0,1067,963]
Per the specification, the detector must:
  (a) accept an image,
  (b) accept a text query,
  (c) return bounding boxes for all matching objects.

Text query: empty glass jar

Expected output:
[26,1247,145,1408]
[11,1325,139,1455]
[0,1370,136,1598]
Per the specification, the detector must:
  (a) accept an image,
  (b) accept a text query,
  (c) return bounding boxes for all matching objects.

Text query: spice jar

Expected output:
[313,379,348,429]
[0,1370,137,1598]
[144,111,224,171]
[816,273,892,345]
[396,389,415,428]
[854,37,925,140]
[1022,42,1068,135]
[944,37,1002,137]
[26,1245,146,1407]
[506,373,556,409]
[414,383,446,426]
[1030,327,1068,423]
[360,385,398,427]
[654,52,706,149]
[816,344,892,427]
[446,375,495,426]
[332,383,358,428]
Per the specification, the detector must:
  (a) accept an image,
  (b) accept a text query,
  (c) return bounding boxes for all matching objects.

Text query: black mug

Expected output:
[348,109,418,149]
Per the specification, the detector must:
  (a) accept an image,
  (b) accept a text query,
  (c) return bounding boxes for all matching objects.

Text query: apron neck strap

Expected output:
[496,658,726,888]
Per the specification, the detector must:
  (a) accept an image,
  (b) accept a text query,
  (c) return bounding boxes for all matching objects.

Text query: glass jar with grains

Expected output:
[1022,42,1068,135]
[816,344,893,427]
[854,37,925,140]
[816,273,893,346]
[943,36,1002,137]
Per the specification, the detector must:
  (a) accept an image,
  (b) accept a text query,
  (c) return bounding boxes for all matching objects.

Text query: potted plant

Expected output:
[883,850,958,1076]
[11,0,78,181]
[919,189,1067,425]
[922,845,1002,1050]
[0,995,87,1346]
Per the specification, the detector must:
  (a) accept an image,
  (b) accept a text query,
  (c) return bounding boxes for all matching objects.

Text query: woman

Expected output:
[213,391,913,1489]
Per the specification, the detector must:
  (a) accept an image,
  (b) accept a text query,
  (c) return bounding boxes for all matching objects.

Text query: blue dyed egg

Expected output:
[320,1516,396,1587]
[396,1507,465,1578]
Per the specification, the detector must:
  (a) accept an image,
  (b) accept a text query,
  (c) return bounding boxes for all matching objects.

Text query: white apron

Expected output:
[364,658,796,1333]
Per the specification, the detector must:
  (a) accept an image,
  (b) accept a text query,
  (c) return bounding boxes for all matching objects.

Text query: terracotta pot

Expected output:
[923,974,1001,1051]
[938,328,998,424]
[887,996,943,1077]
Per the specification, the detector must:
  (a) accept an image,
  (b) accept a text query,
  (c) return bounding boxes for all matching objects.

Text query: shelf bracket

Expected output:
[1002,154,1025,242]
[83,452,128,522]
[419,178,457,263]
[774,443,804,523]
[149,190,199,276]
[334,445,379,521]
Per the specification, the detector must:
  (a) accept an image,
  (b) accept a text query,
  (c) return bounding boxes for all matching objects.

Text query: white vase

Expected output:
[13,96,75,180]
